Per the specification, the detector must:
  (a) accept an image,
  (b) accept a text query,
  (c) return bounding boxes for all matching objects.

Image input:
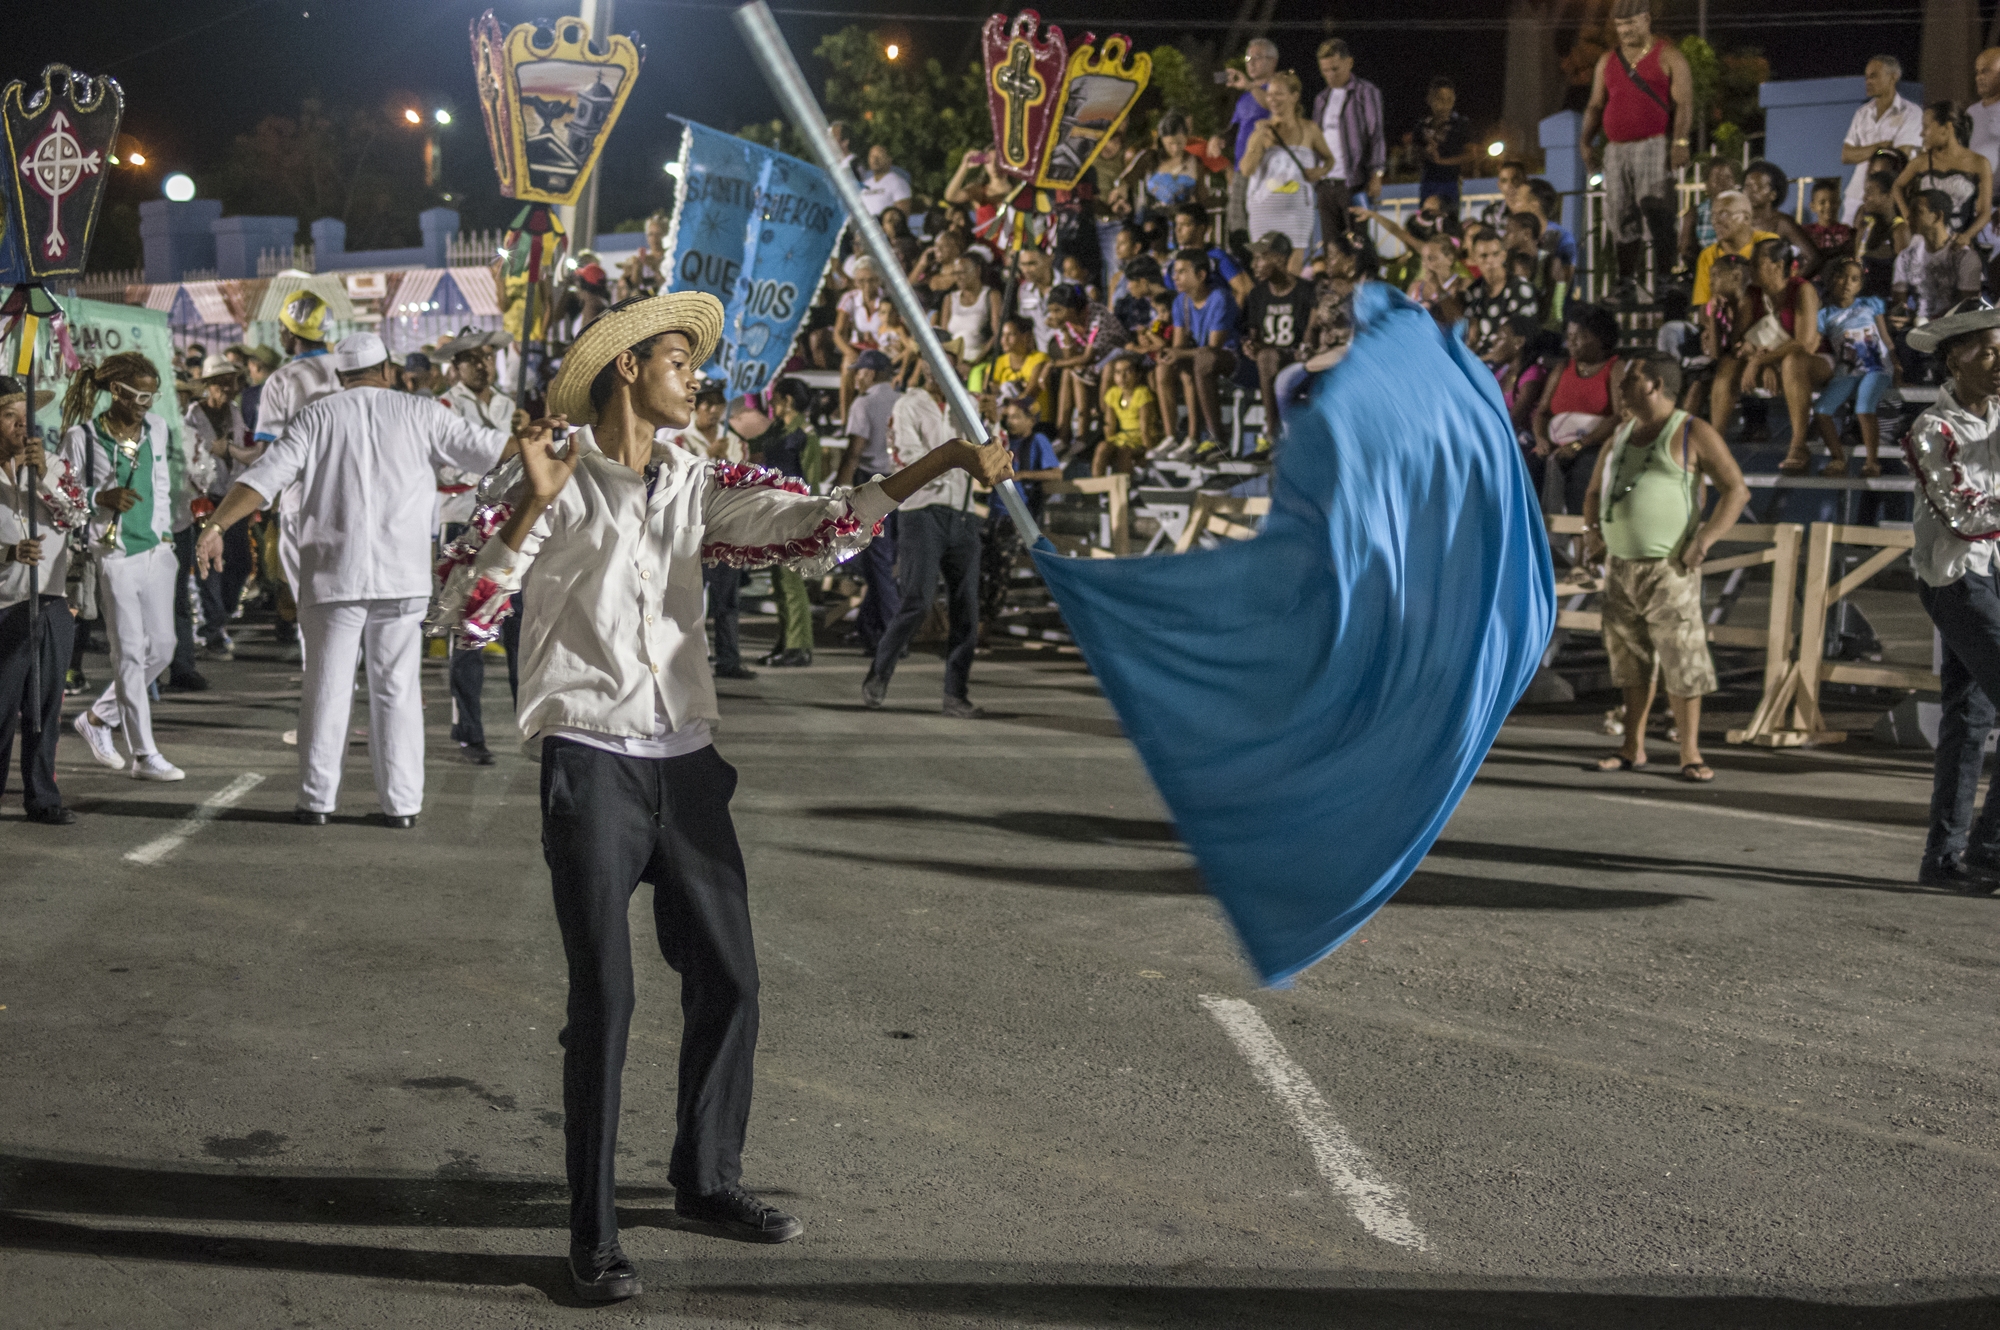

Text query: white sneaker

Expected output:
[131,753,186,782]
[282,729,298,747]
[73,712,124,768]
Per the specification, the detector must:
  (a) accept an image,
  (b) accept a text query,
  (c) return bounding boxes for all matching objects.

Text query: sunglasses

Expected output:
[111,381,157,407]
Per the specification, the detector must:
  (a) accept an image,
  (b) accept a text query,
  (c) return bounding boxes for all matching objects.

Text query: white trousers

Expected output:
[90,541,178,759]
[298,597,428,816]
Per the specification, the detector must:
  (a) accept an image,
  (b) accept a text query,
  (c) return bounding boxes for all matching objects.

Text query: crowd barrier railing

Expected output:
[1727,524,1932,747]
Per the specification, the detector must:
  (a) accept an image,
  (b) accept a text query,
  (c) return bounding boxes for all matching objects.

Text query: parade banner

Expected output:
[981,11,1067,184]
[6,294,184,488]
[663,120,845,396]
[1,65,124,281]
[469,11,643,207]
[1033,35,1149,192]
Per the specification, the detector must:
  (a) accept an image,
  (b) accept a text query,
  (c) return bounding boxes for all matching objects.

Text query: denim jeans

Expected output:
[870,505,981,701]
[1917,569,2000,864]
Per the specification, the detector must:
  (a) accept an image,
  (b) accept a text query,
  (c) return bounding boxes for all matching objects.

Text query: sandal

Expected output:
[1861,459,1882,478]
[1594,753,1644,772]
[1680,762,1715,783]
[1777,451,1810,475]
[1821,457,1849,478]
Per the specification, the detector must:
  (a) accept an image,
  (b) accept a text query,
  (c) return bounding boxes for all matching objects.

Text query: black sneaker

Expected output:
[1917,855,2000,895]
[713,662,758,680]
[164,671,210,692]
[674,1183,803,1243]
[568,1239,641,1302]
[941,696,986,719]
[459,742,496,766]
[861,672,887,709]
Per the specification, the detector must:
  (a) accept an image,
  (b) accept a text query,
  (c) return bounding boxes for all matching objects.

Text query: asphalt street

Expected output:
[1,623,1997,1329]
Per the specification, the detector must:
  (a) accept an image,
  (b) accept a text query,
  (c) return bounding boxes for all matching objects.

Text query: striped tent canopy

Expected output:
[382,267,505,355]
[251,271,358,324]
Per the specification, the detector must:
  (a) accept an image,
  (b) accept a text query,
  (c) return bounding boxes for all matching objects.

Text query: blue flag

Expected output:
[664,119,846,396]
[1031,284,1556,986]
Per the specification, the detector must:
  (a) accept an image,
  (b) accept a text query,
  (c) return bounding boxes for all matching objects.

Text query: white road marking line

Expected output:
[1199,995,1430,1253]
[1590,793,1922,840]
[124,773,267,866]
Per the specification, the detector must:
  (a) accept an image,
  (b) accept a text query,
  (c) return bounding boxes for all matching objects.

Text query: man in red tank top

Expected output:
[1581,0,1693,304]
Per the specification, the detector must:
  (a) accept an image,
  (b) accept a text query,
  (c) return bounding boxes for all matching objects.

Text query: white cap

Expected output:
[332,331,388,372]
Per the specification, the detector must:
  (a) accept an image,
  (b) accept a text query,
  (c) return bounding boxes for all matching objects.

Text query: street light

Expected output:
[664,161,682,178]
[885,42,899,60]
[403,108,422,125]
[1486,141,1504,158]
[163,173,196,202]
[434,108,452,126]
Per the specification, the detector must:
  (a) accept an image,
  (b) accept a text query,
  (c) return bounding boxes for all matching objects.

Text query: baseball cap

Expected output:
[1249,231,1293,257]
[853,349,894,374]
[333,331,389,372]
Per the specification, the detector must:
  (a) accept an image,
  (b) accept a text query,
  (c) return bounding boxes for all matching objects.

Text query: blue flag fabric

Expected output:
[1031,284,1556,986]
[663,119,845,397]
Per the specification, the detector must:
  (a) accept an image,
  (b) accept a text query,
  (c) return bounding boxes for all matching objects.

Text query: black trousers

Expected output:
[1918,570,2000,864]
[0,596,75,814]
[449,597,519,747]
[171,526,200,679]
[196,520,253,643]
[871,505,980,700]
[703,565,743,671]
[540,738,759,1247]
[854,511,899,653]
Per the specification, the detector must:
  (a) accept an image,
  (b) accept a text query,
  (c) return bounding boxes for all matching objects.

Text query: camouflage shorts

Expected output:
[1601,555,1717,697]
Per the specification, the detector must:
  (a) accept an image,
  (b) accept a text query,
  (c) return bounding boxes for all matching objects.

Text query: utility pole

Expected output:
[568,0,615,253]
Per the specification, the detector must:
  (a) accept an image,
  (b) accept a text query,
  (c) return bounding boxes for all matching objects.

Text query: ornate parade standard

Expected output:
[469,10,642,393]
[1,63,124,723]
[977,10,1149,252]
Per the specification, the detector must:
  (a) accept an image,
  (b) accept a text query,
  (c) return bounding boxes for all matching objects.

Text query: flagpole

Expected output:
[731,0,1044,546]
[18,287,42,725]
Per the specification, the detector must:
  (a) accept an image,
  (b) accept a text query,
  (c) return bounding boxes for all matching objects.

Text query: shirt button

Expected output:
[640,570,651,580]
[646,614,654,623]
[651,664,659,673]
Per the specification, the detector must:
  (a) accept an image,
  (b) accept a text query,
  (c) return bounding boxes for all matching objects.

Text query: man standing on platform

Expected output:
[196,332,513,826]
[1900,300,2000,892]
[1310,38,1385,247]
[437,332,520,765]
[1839,56,1924,225]
[1580,0,1693,304]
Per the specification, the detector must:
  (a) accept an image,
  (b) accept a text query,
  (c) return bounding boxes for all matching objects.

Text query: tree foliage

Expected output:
[211,99,436,249]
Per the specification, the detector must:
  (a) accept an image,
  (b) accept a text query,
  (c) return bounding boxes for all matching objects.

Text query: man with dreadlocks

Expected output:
[60,352,189,781]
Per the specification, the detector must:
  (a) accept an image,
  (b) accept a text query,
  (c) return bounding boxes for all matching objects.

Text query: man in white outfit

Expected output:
[197,332,512,826]
[255,290,343,668]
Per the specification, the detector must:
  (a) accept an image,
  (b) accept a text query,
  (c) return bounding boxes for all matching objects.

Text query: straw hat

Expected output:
[1908,297,2000,353]
[546,291,724,425]
[198,355,240,381]
[0,376,55,412]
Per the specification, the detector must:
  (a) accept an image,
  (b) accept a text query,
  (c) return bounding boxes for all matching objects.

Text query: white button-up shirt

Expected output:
[253,349,343,526]
[454,430,898,752]
[438,382,515,527]
[1908,382,2000,586]
[0,455,87,609]
[236,386,507,605]
[887,391,974,511]
[1842,94,1925,223]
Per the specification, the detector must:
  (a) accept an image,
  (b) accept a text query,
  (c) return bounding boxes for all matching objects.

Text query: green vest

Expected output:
[95,419,162,557]
[1601,410,1697,562]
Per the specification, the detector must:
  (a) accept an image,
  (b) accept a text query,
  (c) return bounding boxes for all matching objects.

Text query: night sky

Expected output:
[16,0,1927,251]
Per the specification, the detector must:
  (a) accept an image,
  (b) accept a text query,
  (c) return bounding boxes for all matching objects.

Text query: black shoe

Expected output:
[941,696,986,719]
[459,742,495,766]
[713,663,758,680]
[164,672,210,692]
[294,808,328,825]
[25,805,77,826]
[861,672,887,709]
[674,1183,803,1244]
[568,1239,641,1302]
[373,813,418,830]
[769,648,813,668]
[1918,855,1999,894]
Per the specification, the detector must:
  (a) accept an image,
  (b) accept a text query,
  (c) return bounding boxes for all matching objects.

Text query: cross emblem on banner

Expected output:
[19,111,101,259]
[992,41,1045,168]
